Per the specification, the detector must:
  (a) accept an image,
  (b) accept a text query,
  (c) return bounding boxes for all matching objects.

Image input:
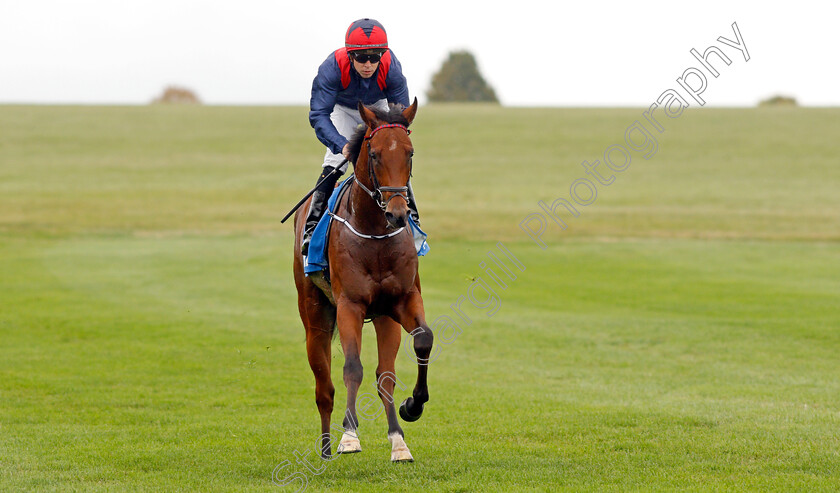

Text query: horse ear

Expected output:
[358,101,380,128]
[402,97,419,125]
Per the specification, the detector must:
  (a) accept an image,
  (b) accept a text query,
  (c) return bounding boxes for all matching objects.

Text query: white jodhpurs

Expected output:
[322,99,389,172]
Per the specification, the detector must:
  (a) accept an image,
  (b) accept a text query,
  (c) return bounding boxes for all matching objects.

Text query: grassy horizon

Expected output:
[1,104,838,491]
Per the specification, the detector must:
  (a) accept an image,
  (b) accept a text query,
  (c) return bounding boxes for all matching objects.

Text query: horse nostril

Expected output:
[384,211,406,228]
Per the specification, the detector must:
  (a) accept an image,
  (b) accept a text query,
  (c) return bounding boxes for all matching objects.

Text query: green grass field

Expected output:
[1,104,839,492]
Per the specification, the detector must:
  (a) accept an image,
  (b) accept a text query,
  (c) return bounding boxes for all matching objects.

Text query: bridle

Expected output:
[354,123,413,211]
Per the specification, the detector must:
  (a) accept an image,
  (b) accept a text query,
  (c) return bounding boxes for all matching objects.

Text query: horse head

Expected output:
[356,98,418,229]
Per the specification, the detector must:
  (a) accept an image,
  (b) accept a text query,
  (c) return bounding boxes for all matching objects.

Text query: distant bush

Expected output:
[759,95,797,107]
[427,51,499,103]
[152,86,202,105]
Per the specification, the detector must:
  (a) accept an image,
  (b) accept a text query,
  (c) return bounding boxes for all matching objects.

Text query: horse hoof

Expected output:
[336,430,361,454]
[399,398,423,422]
[388,433,414,463]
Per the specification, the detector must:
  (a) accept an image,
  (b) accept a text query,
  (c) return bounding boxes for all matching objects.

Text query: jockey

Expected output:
[302,18,421,255]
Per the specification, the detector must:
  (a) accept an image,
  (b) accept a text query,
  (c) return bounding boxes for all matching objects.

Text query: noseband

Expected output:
[355,123,412,211]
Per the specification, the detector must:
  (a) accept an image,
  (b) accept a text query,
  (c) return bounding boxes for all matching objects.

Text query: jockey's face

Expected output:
[351,51,382,79]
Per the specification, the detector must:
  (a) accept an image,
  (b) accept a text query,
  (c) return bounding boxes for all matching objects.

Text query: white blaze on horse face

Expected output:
[388,138,398,151]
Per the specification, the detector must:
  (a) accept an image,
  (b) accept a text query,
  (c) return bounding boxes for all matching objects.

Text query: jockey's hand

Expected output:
[342,144,351,160]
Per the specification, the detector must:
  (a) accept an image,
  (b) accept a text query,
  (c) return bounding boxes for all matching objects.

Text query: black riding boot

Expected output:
[301,167,343,255]
[300,190,328,255]
[407,181,421,226]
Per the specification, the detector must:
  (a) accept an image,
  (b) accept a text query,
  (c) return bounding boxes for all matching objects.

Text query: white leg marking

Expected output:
[337,430,361,454]
[389,432,414,462]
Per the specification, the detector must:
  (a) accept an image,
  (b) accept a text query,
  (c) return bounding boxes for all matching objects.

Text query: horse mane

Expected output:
[346,103,411,164]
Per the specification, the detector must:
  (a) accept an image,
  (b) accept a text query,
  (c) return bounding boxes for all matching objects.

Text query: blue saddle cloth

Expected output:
[304,177,429,275]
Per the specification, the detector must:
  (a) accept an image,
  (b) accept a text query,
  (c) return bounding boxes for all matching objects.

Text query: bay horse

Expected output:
[292,99,433,462]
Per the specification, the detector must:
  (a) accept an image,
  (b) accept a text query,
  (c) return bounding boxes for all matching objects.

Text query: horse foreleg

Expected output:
[372,316,413,462]
[394,292,434,423]
[335,299,365,453]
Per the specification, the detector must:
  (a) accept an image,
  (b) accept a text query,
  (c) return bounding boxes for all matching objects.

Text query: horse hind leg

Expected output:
[373,316,414,462]
[300,292,338,459]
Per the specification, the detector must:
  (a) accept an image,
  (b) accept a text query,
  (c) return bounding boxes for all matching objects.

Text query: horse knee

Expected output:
[315,386,334,414]
[412,326,434,355]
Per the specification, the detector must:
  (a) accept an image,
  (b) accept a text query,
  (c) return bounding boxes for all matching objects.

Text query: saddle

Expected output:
[303,176,354,276]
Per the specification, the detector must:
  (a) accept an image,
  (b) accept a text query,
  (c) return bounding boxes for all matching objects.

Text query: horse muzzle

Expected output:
[384,208,408,229]
[384,197,409,229]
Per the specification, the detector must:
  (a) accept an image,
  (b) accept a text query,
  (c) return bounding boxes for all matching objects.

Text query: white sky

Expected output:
[1,0,836,106]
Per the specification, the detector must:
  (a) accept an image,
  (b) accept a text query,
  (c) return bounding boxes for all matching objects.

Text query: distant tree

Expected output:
[758,95,797,107]
[427,51,499,103]
[151,86,202,105]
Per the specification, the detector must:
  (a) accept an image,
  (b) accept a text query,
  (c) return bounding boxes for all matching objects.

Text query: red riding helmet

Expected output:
[345,18,388,52]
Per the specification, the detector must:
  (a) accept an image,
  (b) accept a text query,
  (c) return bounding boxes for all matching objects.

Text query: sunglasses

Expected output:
[352,52,383,64]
